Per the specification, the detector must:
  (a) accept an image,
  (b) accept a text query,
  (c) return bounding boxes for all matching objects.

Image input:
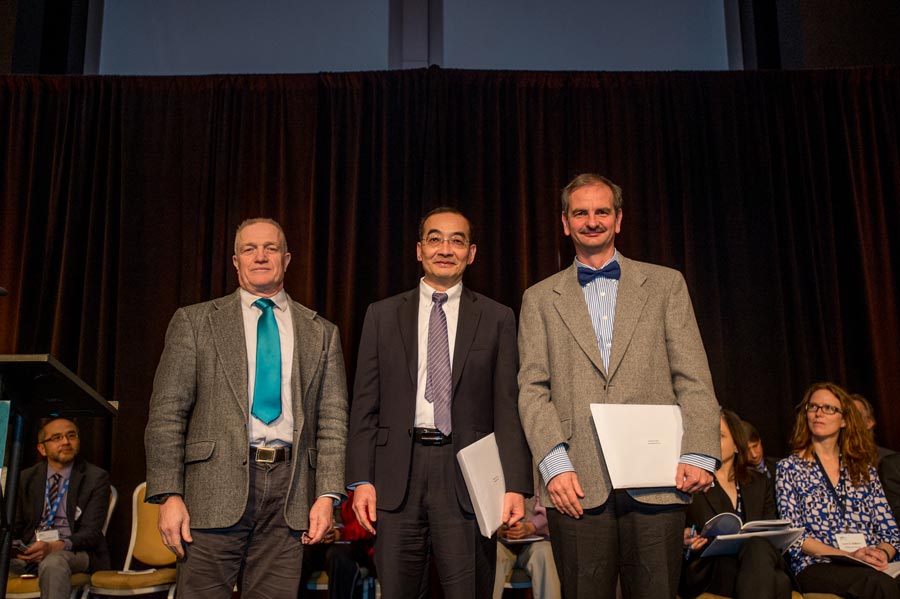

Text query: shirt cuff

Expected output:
[538,443,574,485]
[346,481,371,491]
[319,493,345,505]
[679,453,719,473]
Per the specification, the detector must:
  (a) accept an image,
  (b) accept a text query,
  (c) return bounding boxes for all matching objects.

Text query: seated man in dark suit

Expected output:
[9,417,111,599]
[851,393,895,459]
[878,453,900,521]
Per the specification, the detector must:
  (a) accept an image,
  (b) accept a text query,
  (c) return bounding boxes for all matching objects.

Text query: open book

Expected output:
[699,513,791,537]
[698,514,802,557]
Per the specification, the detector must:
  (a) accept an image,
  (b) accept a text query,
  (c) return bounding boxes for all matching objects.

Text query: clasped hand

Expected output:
[851,546,890,571]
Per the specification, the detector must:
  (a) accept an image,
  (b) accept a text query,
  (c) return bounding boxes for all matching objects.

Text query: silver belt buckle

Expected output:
[255,447,276,463]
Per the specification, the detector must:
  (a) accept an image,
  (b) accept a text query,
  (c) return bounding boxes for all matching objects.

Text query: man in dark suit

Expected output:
[346,207,533,598]
[145,218,349,598]
[743,420,778,479]
[517,174,721,599]
[851,393,895,459]
[11,417,110,599]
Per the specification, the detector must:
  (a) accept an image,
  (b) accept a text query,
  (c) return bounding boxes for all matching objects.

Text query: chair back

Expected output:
[125,482,176,569]
[103,485,118,534]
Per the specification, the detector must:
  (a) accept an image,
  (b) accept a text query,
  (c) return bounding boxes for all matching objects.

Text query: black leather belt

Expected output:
[412,427,452,446]
[250,446,291,463]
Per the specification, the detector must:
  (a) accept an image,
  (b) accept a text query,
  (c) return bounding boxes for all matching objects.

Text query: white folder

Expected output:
[456,433,506,537]
[590,404,683,488]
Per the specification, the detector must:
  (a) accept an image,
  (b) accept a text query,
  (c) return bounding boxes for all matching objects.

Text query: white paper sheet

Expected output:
[457,433,506,537]
[590,404,683,488]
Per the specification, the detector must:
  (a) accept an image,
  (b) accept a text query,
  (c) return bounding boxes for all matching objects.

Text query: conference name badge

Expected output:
[835,532,866,552]
[35,529,60,543]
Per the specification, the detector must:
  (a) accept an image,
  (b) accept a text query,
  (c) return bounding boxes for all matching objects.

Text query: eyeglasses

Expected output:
[40,431,79,444]
[421,234,469,249]
[806,403,842,416]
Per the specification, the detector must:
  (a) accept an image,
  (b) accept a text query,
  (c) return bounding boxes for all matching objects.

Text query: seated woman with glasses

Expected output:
[680,409,793,599]
[777,381,900,599]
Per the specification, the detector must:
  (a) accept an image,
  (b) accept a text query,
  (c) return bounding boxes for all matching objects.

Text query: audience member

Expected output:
[880,453,900,533]
[680,409,792,599]
[493,496,561,599]
[777,381,900,598]
[10,418,110,599]
[743,420,778,479]
[851,393,895,459]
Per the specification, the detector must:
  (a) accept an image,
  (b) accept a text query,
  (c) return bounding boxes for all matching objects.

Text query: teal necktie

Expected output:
[252,298,282,424]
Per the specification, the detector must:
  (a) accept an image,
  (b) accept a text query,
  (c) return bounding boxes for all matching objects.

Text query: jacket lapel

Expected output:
[451,287,481,393]
[705,482,736,515]
[289,295,324,438]
[398,289,419,388]
[209,289,249,420]
[65,460,84,527]
[31,462,48,527]
[606,255,648,381]
[553,264,607,377]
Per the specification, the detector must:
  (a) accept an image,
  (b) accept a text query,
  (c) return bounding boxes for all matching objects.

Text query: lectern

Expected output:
[0,355,117,599]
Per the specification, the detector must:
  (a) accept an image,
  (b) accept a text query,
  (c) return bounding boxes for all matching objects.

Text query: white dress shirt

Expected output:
[414,278,462,429]
[240,288,295,447]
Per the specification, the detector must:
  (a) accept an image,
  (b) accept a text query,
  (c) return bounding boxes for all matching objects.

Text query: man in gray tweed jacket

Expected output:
[145,218,349,598]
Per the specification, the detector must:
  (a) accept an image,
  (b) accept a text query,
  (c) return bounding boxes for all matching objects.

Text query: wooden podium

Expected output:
[0,355,117,599]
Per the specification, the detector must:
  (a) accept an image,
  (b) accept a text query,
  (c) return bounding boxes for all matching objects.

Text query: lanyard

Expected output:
[41,475,71,530]
[813,452,846,519]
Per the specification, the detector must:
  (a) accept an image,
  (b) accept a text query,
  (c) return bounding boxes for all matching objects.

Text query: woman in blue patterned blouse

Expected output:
[776,381,900,598]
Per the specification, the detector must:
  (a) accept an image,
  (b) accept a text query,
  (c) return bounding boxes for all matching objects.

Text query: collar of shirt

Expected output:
[574,249,619,273]
[47,463,73,481]
[240,287,289,312]
[418,277,463,309]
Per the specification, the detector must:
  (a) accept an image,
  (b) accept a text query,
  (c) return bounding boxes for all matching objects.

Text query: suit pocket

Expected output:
[184,441,215,464]
[376,427,390,446]
[307,448,317,469]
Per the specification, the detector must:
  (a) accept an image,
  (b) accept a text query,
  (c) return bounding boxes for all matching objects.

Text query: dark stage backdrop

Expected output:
[1,67,899,563]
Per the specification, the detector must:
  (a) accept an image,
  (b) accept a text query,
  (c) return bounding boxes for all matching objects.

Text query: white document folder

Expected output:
[590,404,683,488]
[456,433,506,538]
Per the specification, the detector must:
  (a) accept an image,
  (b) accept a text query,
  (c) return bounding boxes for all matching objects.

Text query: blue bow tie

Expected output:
[577,261,621,285]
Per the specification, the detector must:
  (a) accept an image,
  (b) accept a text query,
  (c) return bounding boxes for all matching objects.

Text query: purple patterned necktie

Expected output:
[43,473,61,525]
[425,292,452,435]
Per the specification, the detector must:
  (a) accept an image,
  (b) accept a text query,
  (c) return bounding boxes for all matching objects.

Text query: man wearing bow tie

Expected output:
[517,174,721,599]
[347,207,532,598]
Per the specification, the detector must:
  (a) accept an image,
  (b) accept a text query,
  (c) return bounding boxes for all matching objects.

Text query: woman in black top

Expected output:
[679,409,792,599]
